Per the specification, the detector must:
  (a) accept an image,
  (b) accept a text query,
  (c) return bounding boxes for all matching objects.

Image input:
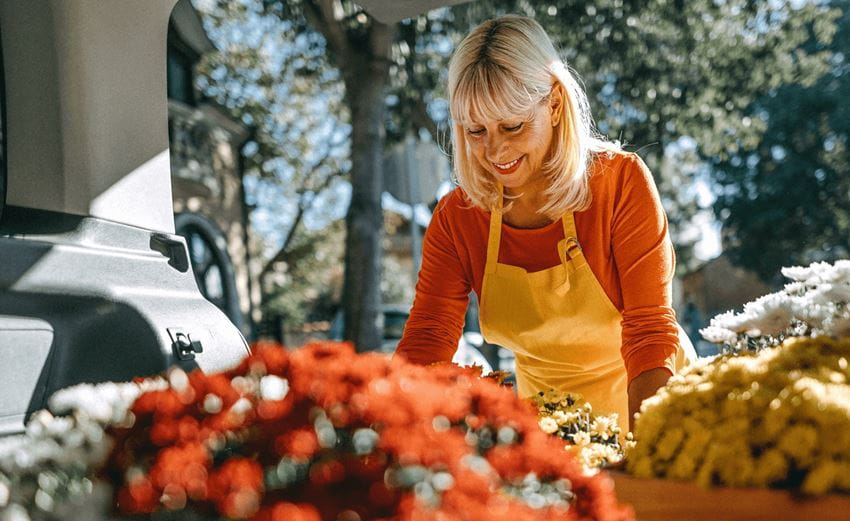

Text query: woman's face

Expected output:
[463,89,560,194]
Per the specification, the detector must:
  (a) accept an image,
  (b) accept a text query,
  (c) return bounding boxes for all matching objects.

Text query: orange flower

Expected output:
[274,427,319,459]
[107,341,633,521]
[308,459,346,486]
[208,458,264,519]
[132,389,187,418]
[149,419,179,446]
[116,476,157,513]
[148,443,210,491]
[250,502,321,521]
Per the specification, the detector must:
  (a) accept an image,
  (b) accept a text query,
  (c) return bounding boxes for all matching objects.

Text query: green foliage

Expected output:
[384,0,839,270]
[262,219,345,326]
[196,0,843,320]
[381,252,416,306]
[194,0,351,328]
[198,2,349,180]
[710,1,850,282]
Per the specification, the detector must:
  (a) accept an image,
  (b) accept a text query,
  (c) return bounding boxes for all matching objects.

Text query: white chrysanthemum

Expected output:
[783,281,807,295]
[700,325,737,344]
[48,379,166,425]
[829,260,850,281]
[747,293,795,336]
[723,310,761,333]
[259,375,289,401]
[811,283,850,306]
[572,431,591,446]
[705,309,736,329]
[0,375,175,520]
[538,417,559,434]
[781,264,815,282]
[705,260,850,352]
[590,416,618,440]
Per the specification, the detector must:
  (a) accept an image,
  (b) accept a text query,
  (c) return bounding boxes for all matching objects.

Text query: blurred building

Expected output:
[166,0,261,338]
[679,254,771,354]
[381,134,454,306]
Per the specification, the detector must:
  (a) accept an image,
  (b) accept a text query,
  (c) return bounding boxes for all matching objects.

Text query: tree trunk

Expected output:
[341,53,389,351]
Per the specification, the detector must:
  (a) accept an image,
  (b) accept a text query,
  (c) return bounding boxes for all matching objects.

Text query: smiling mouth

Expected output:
[492,156,524,175]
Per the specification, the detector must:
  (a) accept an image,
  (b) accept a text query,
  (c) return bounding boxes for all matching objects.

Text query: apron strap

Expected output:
[488,185,587,276]
[560,212,587,274]
[485,184,504,274]
[561,211,577,239]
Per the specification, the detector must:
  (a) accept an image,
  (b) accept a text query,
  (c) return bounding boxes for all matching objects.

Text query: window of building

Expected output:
[167,47,195,105]
[166,24,198,106]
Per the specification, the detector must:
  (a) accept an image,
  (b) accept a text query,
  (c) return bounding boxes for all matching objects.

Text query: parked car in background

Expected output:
[329,305,493,373]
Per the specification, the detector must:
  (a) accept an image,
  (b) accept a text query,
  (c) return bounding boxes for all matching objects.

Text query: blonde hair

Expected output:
[448,15,619,217]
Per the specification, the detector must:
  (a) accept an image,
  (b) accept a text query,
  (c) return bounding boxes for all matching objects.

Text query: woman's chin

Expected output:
[498,173,528,189]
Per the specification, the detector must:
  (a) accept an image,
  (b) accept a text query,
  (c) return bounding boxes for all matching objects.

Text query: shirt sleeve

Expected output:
[395,196,471,365]
[611,153,679,384]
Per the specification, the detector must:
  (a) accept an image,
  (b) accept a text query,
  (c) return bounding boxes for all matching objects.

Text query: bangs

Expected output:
[447,15,617,217]
[451,62,544,126]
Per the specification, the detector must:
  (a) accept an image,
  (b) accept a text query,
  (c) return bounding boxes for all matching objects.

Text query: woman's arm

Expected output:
[395,196,472,365]
[610,153,679,426]
[627,367,671,431]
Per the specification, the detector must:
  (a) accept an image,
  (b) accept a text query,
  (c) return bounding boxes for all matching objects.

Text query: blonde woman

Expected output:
[396,15,695,433]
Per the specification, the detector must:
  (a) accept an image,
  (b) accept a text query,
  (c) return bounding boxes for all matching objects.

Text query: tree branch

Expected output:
[368,18,396,60]
[399,18,447,149]
[260,158,345,279]
[410,95,445,143]
[304,0,351,65]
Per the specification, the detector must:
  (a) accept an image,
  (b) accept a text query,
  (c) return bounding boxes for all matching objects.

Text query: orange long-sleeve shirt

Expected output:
[396,151,679,384]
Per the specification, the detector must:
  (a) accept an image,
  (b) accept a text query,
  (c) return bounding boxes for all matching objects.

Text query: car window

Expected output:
[383,311,408,340]
[0,25,6,221]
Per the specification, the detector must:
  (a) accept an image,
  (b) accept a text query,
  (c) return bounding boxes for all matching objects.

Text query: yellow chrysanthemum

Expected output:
[626,336,850,495]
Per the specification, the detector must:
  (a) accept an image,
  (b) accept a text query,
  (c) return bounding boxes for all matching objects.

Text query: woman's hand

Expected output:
[627,367,671,432]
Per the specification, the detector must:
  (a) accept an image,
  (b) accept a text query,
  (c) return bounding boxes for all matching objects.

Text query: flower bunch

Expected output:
[104,341,633,521]
[626,335,850,495]
[0,378,166,520]
[701,260,850,353]
[532,390,628,474]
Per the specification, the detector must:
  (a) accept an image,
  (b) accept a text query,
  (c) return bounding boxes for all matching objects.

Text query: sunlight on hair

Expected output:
[451,60,547,127]
[447,15,620,218]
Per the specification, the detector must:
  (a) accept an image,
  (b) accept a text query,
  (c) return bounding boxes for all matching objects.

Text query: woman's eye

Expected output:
[467,128,485,136]
[504,123,523,132]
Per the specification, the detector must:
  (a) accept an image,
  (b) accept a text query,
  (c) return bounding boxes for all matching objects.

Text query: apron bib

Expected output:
[479,186,694,435]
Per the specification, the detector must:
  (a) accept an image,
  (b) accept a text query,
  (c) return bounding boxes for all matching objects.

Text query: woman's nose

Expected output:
[485,134,508,159]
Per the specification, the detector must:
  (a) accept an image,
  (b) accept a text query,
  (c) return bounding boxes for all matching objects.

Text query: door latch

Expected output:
[167,328,204,361]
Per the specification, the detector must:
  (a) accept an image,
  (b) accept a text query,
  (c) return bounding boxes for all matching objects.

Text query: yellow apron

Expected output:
[479,187,694,435]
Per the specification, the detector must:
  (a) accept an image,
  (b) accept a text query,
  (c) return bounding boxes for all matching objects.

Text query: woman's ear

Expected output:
[549,82,565,127]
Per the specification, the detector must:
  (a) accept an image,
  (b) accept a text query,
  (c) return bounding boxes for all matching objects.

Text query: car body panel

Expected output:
[0,0,479,434]
[0,0,248,433]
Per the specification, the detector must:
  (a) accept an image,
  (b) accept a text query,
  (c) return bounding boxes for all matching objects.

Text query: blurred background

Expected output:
[160,0,849,368]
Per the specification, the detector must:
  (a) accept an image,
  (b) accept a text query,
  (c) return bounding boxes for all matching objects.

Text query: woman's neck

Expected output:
[502,192,554,229]
[500,176,554,228]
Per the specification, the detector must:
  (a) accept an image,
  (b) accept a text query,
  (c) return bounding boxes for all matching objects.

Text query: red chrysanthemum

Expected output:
[208,458,264,519]
[107,341,633,521]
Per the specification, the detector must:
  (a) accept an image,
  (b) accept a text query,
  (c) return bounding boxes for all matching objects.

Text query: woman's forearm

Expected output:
[627,367,671,432]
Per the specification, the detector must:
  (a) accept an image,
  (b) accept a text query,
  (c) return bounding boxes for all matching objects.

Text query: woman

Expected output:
[395,15,695,434]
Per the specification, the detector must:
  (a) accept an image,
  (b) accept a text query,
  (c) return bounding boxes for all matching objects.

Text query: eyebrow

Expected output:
[461,114,531,128]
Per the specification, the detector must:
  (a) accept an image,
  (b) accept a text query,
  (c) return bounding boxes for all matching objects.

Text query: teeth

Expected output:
[495,158,519,169]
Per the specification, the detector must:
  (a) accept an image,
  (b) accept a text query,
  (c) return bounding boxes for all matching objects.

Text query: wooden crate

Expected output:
[609,471,850,521]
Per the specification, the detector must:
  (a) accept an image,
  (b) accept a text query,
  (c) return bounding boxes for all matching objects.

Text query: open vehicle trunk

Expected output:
[0,0,249,434]
[0,0,473,435]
